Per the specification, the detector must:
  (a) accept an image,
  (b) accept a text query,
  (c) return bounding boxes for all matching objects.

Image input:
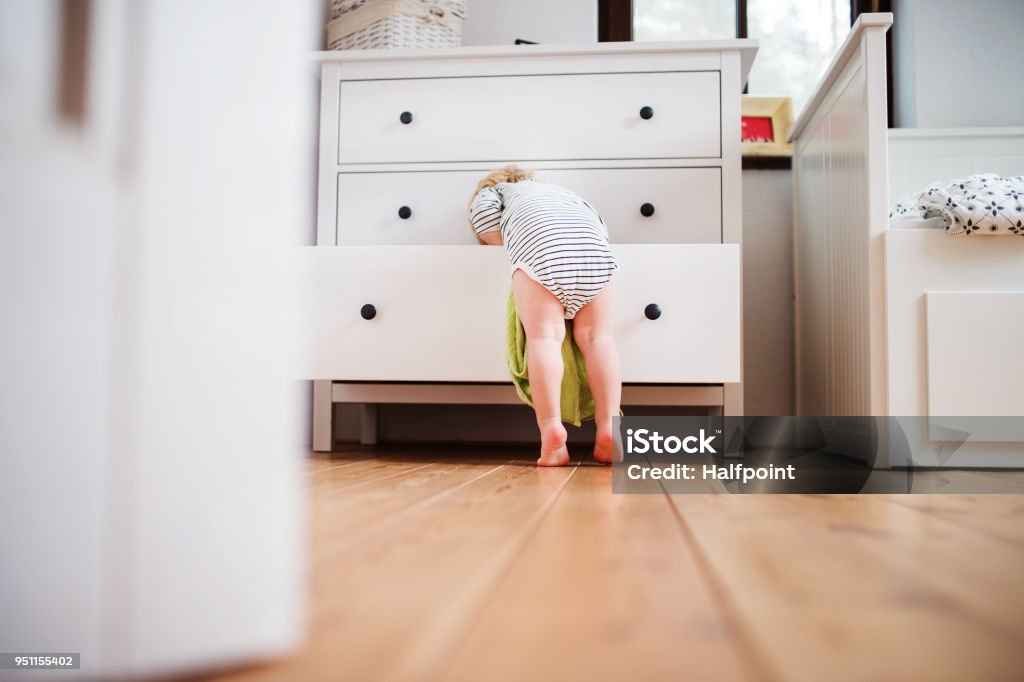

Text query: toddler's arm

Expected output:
[468,186,503,245]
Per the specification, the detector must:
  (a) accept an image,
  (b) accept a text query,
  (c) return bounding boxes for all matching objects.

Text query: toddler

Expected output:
[468,166,622,466]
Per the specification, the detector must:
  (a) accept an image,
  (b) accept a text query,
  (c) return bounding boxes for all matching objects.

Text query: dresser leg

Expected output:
[312,380,334,452]
[360,404,379,446]
[721,383,744,458]
[723,382,744,417]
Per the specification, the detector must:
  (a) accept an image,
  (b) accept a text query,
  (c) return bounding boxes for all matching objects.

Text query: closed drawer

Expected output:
[336,168,722,245]
[337,72,721,164]
[302,244,740,383]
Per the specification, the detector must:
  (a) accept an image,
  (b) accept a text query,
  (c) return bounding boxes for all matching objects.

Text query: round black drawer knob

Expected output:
[399,111,413,124]
[640,202,655,217]
[644,303,662,320]
[639,106,655,120]
[398,206,412,219]
[360,304,377,320]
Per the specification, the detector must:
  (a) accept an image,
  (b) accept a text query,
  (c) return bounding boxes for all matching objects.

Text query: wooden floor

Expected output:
[210,448,1024,682]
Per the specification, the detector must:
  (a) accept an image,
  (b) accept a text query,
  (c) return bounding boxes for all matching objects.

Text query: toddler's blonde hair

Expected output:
[468,165,535,243]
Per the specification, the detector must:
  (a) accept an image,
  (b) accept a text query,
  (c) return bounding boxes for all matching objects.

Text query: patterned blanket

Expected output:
[889,174,1024,237]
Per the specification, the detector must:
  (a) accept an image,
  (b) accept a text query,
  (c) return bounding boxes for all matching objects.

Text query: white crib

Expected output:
[790,13,1024,467]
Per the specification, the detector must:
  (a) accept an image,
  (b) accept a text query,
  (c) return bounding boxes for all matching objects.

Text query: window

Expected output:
[634,0,736,41]
[744,1,851,114]
[619,0,854,115]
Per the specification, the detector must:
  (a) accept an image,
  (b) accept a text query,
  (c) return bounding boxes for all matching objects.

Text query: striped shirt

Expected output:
[469,179,618,319]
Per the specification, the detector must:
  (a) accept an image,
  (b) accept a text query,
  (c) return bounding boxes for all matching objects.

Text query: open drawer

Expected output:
[300,244,740,383]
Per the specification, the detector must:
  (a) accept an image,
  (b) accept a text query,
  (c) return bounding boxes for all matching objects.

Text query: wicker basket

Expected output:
[328,0,466,20]
[327,0,466,50]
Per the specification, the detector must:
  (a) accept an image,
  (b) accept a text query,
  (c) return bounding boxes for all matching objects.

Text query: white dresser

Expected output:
[308,40,758,450]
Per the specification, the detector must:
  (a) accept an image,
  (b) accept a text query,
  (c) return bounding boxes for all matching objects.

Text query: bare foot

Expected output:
[537,420,570,467]
[593,428,623,464]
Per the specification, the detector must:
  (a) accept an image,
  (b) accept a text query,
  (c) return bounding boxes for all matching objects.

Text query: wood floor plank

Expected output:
[380,463,582,682]
[310,460,508,565]
[306,456,345,471]
[781,495,1024,639]
[203,452,1024,682]
[438,465,764,682]
[307,458,433,492]
[887,493,1024,549]
[866,496,1024,637]
[309,453,536,508]
[212,459,577,682]
[306,454,394,474]
[670,494,1024,682]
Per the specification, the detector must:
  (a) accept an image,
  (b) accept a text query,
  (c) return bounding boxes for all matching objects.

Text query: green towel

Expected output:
[506,289,595,427]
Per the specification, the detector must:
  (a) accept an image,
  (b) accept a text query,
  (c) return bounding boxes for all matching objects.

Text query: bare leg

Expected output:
[511,270,570,467]
[572,279,622,464]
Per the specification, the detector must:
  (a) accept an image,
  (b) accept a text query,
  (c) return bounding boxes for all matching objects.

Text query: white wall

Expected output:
[742,170,795,417]
[461,0,597,46]
[892,0,1024,128]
